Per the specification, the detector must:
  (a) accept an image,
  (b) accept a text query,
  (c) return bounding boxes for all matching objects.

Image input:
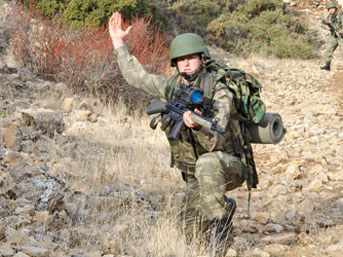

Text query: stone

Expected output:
[263,223,284,234]
[14,252,30,257]
[225,248,237,257]
[250,248,270,257]
[263,244,290,254]
[0,244,15,257]
[1,123,23,151]
[19,246,50,257]
[74,110,91,121]
[285,164,300,179]
[85,251,103,257]
[251,212,270,225]
[63,97,74,112]
[20,108,64,137]
[261,232,298,245]
[3,150,18,166]
[298,199,315,215]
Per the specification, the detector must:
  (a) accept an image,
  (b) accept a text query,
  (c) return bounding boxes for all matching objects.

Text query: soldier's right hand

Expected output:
[109,12,132,49]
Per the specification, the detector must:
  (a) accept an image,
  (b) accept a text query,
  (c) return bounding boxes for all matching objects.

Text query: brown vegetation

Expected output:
[7,2,169,109]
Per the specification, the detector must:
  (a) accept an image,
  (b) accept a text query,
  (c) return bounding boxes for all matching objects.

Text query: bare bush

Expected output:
[6,2,170,110]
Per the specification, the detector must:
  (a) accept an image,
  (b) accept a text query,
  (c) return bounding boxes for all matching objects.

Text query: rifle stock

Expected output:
[146,99,167,115]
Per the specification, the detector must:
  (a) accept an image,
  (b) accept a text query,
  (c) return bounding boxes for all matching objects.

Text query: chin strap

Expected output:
[178,63,204,83]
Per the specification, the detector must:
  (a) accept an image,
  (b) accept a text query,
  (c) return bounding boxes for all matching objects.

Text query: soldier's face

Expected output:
[329,8,336,14]
[176,54,202,75]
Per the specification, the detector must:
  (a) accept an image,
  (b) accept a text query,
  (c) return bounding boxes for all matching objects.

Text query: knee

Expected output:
[195,152,222,176]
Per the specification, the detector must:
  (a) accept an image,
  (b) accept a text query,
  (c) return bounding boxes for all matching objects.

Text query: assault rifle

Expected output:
[146,83,224,140]
[323,20,343,38]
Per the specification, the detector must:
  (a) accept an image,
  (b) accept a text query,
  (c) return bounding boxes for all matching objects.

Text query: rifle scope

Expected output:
[189,89,202,104]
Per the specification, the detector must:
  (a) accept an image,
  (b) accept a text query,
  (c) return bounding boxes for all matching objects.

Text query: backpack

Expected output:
[204,60,266,125]
[201,60,266,192]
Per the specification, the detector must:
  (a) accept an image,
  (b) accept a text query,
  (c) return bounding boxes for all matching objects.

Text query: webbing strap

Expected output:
[247,190,251,218]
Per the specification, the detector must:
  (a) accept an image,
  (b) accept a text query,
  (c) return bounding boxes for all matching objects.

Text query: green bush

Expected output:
[206,0,318,59]
[63,0,156,28]
[19,0,157,28]
[167,0,221,35]
[19,0,66,17]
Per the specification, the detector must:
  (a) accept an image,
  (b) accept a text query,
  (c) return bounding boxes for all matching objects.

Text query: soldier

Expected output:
[109,12,247,251]
[321,2,343,71]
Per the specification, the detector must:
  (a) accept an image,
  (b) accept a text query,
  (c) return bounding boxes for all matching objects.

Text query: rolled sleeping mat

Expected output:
[247,112,287,144]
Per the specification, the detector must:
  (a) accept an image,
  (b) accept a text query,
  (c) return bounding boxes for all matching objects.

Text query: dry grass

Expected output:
[47,98,228,256]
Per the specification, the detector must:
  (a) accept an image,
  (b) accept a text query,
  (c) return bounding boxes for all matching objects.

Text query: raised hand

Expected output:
[109,12,132,49]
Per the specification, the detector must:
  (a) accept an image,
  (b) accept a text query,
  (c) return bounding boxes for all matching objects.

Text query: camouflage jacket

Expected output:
[114,46,241,169]
[324,10,343,34]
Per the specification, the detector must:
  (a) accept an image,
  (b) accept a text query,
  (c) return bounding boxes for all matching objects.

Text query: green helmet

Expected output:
[327,2,338,10]
[170,33,211,67]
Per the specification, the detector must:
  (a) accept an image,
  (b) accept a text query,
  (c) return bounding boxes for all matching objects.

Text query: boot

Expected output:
[206,198,237,256]
[214,197,236,243]
[320,61,331,71]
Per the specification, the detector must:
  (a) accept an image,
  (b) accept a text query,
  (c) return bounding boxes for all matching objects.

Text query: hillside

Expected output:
[1,1,343,257]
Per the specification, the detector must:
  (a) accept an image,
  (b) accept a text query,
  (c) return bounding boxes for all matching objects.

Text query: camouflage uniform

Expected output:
[114,46,245,241]
[322,6,343,69]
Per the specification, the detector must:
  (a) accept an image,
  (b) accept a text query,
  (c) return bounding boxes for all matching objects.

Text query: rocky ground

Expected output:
[1,0,343,257]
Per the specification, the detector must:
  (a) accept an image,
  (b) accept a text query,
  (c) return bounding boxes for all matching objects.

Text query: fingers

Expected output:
[109,12,131,36]
[193,108,202,115]
[125,25,132,35]
[183,111,200,128]
[115,12,121,28]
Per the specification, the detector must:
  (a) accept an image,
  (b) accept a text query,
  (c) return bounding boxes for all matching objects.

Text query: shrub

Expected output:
[167,0,223,35]
[7,3,169,111]
[19,0,157,28]
[206,0,318,59]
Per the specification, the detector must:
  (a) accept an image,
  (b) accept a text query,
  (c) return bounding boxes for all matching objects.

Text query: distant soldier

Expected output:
[321,2,343,71]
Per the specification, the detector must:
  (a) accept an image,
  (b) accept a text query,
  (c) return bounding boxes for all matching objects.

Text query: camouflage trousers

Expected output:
[180,151,245,241]
[324,36,343,63]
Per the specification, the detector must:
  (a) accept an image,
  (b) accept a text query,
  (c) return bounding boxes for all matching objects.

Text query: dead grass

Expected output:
[48,97,228,256]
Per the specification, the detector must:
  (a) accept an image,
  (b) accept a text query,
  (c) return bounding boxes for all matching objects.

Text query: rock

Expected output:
[19,246,50,257]
[3,150,19,166]
[327,171,343,181]
[260,232,298,245]
[251,212,270,225]
[15,205,35,216]
[240,220,260,233]
[5,227,31,245]
[85,251,103,257]
[263,223,284,234]
[74,110,91,121]
[225,248,237,257]
[13,252,31,257]
[298,199,315,215]
[53,82,68,96]
[327,244,343,252]
[33,211,50,223]
[250,248,270,257]
[63,97,74,112]
[20,108,64,137]
[305,179,324,190]
[285,164,301,179]
[1,123,23,150]
[0,243,15,257]
[263,244,290,254]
